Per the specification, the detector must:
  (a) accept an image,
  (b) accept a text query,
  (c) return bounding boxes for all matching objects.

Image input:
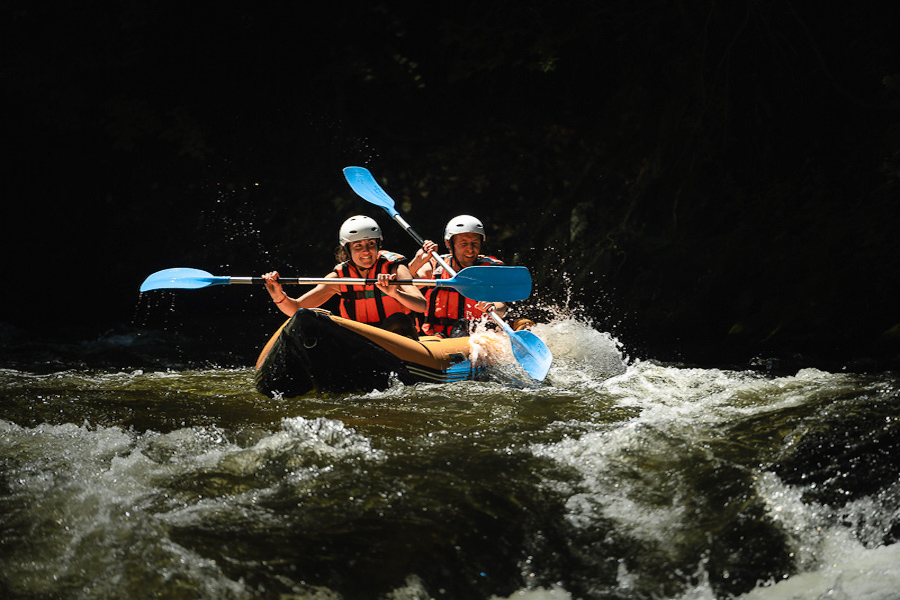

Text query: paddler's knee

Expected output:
[448,319,470,338]
[381,313,419,340]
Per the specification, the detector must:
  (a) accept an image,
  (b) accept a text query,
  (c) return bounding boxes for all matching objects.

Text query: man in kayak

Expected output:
[262,215,425,338]
[409,215,510,338]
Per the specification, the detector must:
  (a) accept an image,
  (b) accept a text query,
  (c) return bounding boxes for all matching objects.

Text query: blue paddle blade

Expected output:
[447,266,532,302]
[139,268,229,292]
[508,330,553,381]
[343,166,400,218]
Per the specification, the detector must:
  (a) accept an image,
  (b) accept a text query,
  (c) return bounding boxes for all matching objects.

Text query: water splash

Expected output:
[2,338,898,599]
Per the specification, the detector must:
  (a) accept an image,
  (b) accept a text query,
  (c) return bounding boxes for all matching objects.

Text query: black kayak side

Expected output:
[254,309,424,397]
[254,309,482,398]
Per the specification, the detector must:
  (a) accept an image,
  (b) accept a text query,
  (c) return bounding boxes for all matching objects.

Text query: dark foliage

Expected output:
[4,1,899,366]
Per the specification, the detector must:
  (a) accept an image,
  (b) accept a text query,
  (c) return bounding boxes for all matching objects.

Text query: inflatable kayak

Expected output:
[254,308,489,397]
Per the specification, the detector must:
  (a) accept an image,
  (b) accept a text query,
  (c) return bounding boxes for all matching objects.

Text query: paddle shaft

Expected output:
[229,277,443,287]
[386,210,463,283]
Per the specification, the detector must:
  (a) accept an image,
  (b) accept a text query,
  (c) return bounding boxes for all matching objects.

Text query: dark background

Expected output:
[4,1,899,369]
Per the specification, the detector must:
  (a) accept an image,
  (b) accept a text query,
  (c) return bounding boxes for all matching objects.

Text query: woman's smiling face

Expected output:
[349,238,379,268]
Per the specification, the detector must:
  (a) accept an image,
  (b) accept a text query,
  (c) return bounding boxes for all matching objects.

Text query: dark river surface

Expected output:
[2,313,899,599]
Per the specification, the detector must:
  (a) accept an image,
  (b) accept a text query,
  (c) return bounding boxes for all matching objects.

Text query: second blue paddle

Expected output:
[342,166,552,381]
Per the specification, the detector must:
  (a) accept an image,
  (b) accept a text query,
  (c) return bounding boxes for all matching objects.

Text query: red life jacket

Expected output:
[334,251,411,325]
[422,254,504,337]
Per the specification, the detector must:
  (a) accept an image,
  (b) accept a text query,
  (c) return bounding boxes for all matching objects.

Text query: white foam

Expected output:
[738,542,900,600]
[0,416,385,599]
[534,316,627,375]
[529,362,897,598]
[489,584,574,599]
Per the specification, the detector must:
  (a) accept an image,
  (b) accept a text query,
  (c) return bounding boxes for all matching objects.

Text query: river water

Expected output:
[2,316,899,600]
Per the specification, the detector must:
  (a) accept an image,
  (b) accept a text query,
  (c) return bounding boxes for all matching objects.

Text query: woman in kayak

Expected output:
[409,214,510,338]
[262,215,425,338]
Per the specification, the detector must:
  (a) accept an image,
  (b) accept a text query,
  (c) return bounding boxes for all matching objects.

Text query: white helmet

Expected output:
[444,215,485,245]
[339,215,383,245]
